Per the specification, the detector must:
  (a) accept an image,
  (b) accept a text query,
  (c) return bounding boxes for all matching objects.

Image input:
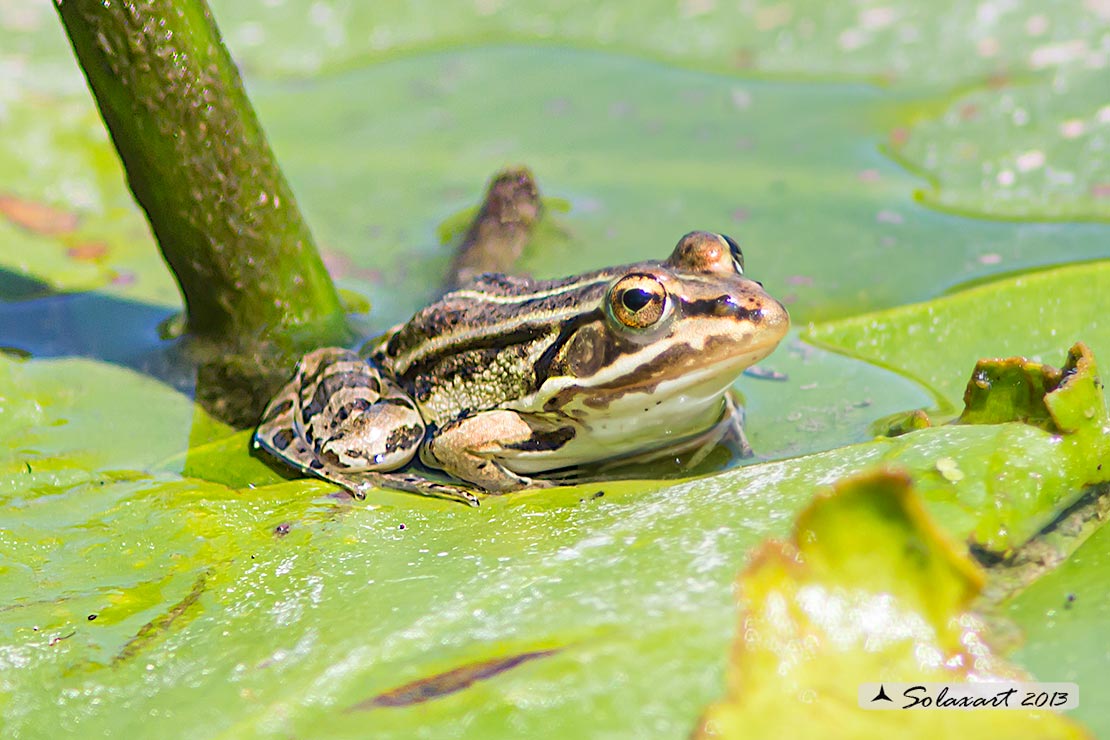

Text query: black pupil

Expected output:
[622,288,654,312]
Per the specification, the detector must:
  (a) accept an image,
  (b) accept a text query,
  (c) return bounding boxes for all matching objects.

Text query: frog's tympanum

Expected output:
[255,232,789,505]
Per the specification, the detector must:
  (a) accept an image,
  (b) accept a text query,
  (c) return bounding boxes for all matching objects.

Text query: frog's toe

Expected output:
[343,471,482,507]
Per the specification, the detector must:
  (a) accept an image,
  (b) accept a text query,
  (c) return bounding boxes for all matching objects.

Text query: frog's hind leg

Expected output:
[254,360,321,477]
[254,348,481,507]
[293,349,419,470]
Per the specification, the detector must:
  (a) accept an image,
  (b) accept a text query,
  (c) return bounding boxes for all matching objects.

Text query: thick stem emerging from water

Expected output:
[55,0,349,346]
[441,167,543,294]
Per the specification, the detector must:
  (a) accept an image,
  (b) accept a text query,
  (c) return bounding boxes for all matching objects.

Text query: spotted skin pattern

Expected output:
[256,348,480,505]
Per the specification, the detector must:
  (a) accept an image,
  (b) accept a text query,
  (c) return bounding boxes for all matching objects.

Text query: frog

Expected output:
[254,231,789,505]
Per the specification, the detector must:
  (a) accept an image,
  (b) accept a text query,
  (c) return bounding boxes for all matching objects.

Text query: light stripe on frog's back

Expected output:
[447,273,613,304]
[379,275,613,375]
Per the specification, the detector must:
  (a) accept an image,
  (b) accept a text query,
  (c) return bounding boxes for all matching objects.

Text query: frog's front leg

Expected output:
[681,391,752,469]
[254,348,480,506]
[421,410,562,493]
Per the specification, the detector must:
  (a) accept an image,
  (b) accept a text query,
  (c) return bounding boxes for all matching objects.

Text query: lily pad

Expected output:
[0,354,231,493]
[959,342,1106,435]
[1007,514,1110,737]
[207,0,1110,88]
[12,0,1107,87]
[693,468,1088,739]
[251,47,1110,331]
[6,19,1110,327]
[1,336,1105,737]
[895,67,1110,221]
[805,260,1110,412]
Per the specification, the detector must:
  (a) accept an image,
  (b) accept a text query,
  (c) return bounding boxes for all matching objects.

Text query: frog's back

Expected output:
[371,269,616,424]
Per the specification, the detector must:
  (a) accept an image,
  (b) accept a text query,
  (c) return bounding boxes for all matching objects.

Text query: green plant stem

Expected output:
[54,0,349,346]
[442,167,542,294]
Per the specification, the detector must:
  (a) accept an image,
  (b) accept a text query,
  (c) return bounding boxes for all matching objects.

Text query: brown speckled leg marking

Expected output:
[254,348,481,507]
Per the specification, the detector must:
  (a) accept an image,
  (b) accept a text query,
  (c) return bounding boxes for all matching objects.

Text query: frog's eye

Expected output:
[608,274,670,330]
[667,231,744,275]
[719,234,744,274]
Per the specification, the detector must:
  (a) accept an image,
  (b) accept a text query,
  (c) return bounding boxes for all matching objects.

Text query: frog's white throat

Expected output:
[502,342,772,474]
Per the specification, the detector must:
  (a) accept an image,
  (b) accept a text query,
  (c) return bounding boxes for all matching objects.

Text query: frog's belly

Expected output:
[500,370,734,475]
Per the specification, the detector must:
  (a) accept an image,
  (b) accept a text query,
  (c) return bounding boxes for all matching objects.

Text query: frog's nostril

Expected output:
[762,299,790,332]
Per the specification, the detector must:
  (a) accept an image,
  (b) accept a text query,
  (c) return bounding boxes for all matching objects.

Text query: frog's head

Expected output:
[609,230,788,358]
[535,231,789,418]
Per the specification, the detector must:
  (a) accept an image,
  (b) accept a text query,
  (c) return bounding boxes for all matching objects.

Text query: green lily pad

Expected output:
[896,66,1110,221]
[1,336,1105,737]
[250,47,1110,332]
[814,337,1109,553]
[694,468,1089,739]
[959,349,1075,430]
[22,0,1106,89]
[1007,513,1110,737]
[0,354,231,493]
[6,24,1110,327]
[959,342,1107,435]
[206,0,1110,88]
[0,88,179,307]
[805,260,1110,412]
[792,335,1110,552]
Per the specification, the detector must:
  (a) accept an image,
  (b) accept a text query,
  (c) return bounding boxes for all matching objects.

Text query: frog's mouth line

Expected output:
[573,342,778,415]
[527,321,788,416]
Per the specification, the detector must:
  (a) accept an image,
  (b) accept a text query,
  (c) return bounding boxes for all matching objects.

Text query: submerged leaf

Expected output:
[0,193,80,236]
[694,468,1090,739]
[349,648,559,710]
[114,570,210,665]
